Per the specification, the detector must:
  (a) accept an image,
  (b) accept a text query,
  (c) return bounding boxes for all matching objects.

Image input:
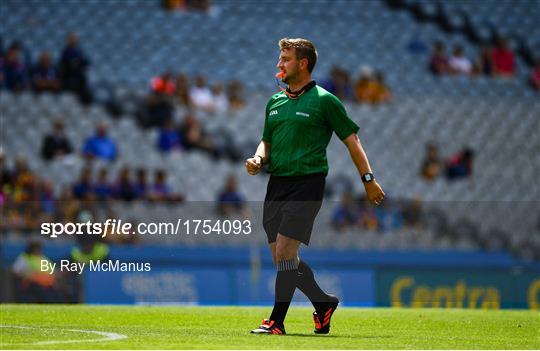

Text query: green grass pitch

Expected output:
[1,304,538,349]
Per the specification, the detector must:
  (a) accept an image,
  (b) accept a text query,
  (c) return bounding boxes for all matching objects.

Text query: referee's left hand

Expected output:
[365,180,385,206]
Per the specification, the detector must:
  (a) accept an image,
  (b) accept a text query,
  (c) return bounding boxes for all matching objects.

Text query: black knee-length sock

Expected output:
[297,260,331,311]
[269,258,298,325]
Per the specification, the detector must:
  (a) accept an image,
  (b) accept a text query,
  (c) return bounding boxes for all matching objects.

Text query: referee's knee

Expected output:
[275,240,299,263]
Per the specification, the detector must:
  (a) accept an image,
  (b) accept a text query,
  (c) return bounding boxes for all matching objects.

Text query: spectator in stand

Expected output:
[0,37,4,88]
[189,75,215,112]
[41,119,73,161]
[530,59,540,91]
[473,45,493,76]
[358,195,379,231]
[216,175,247,217]
[211,83,229,113]
[39,179,56,220]
[10,40,33,68]
[446,147,475,180]
[355,68,391,104]
[58,32,92,103]
[12,241,61,303]
[227,80,245,111]
[93,168,113,201]
[322,65,353,102]
[429,41,449,75]
[402,198,424,229]
[73,167,93,200]
[0,149,11,191]
[3,42,28,91]
[142,91,174,128]
[355,66,377,103]
[492,37,516,77]
[420,142,442,181]
[148,169,184,202]
[151,71,177,96]
[371,71,392,103]
[0,186,5,207]
[331,191,360,231]
[133,168,149,199]
[162,0,186,11]
[375,199,404,232]
[188,0,211,12]
[179,112,217,157]
[157,120,183,153]
[5,157,41,232]
[32,51,60,92]
[139,72,176,128]
[113,167,136,201]
[176,73,191,107]
[82,122,118,161]
[163,0,211,13]
[448,45,472,76]
[10,156,37,203]
[57,186,80,223]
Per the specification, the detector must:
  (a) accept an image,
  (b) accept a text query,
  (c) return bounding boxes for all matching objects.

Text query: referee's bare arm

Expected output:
[246,141,271,175]
[343,133,385,205]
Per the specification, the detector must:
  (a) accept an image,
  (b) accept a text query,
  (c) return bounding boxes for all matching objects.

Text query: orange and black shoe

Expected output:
[313,295,339,334]
[250,319,286,335]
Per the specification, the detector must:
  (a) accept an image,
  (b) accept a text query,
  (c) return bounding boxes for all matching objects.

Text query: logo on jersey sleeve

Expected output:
[269,110,278,116]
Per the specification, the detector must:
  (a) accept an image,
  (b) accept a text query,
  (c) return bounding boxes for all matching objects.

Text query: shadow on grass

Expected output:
[284,333,394,339]
[284,333,339,338]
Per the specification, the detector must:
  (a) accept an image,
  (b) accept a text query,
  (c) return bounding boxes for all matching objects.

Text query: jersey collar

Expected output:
[283,80,316,99]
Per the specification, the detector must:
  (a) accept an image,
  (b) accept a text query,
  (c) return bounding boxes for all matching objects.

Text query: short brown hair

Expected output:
[279,38,318,73]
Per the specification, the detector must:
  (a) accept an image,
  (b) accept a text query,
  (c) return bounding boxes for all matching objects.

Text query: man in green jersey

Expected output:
[247,38,385,335]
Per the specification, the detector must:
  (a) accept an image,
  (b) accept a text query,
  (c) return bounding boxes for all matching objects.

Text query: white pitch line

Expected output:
[0,325,127,346]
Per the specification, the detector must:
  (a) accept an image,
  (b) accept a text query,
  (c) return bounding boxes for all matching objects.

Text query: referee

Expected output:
[247,38,385,335]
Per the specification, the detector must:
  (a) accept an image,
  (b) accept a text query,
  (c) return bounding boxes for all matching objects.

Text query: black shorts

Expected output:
[263,173,325,246]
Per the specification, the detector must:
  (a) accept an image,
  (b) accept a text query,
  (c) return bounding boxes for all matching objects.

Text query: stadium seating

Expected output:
[1,0,539,260]
[2,0,536,91]
[392,0,540,64]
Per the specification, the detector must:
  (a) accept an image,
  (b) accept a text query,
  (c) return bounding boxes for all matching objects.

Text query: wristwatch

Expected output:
[361,173,374,183]
[254,155,264,165]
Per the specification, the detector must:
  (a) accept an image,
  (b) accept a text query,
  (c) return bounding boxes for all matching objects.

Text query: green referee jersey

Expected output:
[262,84,359,176]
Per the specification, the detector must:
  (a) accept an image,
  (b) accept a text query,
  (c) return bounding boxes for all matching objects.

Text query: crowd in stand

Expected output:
[1,111,248,232]
[428,37,540,91]
[0,33,93,103]
[162,0,212,13]
[40,119,119,163]
[331,191,423,233]
[429,38,516,77]
[0,25,529,245]
[139,71,245,129]
[71,166,185,203]
[420,143,475,182]
[1,147,246,233]
[531,59,540,91]
[1,153,58,232]
[321,65,392,105]
[140,71,246,161]
[156,112,243,161]
[0,114,247,233]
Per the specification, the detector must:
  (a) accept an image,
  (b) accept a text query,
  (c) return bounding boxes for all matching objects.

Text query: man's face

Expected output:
[97,124,107,137]
[277,48,300,84]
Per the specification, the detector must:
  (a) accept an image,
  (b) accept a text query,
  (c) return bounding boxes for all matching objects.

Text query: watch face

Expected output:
[365,174,372,181]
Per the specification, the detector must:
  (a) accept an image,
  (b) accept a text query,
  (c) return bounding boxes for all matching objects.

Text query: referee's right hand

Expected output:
[245,157,262,175]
